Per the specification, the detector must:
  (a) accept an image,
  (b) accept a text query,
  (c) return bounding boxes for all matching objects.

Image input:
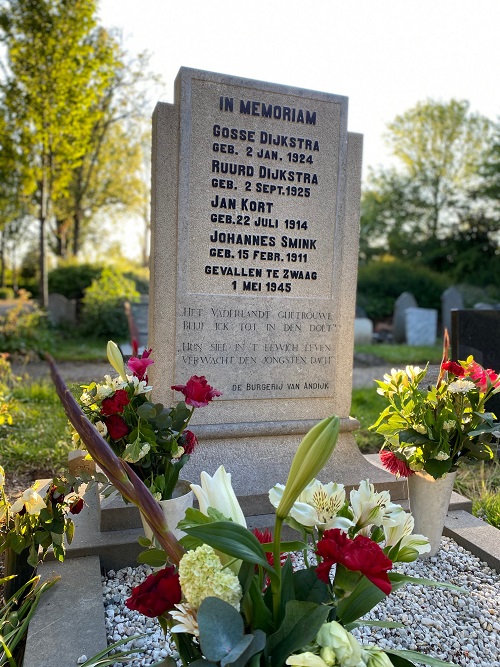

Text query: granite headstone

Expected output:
[148,68,403,517]
[441,286,464,336]
[393,292,417,343]
[405,307,437,346]
[451,309,500,417]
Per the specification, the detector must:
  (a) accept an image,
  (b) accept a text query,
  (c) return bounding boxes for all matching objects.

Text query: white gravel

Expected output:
[103,537,500,667]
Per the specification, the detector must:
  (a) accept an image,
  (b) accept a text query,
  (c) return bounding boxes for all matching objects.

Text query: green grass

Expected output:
[0,380,73,475]
[455,461,500,528]
[355,344,443,365]
[52,335,113,362]
[350,388,386,453]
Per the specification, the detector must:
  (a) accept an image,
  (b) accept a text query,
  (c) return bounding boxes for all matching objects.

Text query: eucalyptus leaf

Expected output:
[198,597,244,662]
[137,403,157,419]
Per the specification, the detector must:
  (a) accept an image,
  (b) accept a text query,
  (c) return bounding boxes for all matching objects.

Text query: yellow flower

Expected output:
[11,486,46,515]
[0,464,5,487]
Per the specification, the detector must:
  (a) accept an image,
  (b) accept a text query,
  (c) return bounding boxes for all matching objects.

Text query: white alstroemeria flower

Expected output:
[11,486,46,515]
[384,511,431,556]
[269,480,351,532]
[0,464,5,486]
[95,383,114,400]
[350,480,404,530]
[126,374,152,395]
[191,466,246,527]
[80,391,94,406]
[95,421,108,437]
[170,603,199,636]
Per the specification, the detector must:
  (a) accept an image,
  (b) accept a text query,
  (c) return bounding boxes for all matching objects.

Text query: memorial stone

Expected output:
[393,292,417,343]
[405,307,437,346]
[48,293,77,327]
[149,68,402,516]
[441,286,464,336]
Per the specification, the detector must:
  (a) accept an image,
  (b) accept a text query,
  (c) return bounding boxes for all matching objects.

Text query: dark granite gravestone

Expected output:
[451,309,500,417]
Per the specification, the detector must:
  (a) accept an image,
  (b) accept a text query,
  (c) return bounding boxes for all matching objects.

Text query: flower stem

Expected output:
[271,515,283,622]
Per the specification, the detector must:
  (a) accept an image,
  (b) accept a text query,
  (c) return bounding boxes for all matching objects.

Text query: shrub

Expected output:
[473,492,500,529]
[0,299,54,357]
[80,267,140,338]
[48,262,102,300]
[357,259,450,320]
[0,287,15,299]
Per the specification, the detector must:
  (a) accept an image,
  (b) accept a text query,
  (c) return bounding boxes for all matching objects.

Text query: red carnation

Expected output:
[103,414,129,440]
[441,360,465,377]
[128,349,154,382]
[316,528,393,595]
[125,566,182,618]
[180,429,197,456]
[171,375,222,408]
[379,450,413,478]
[252,528,287,568]
[69,498,84,515]
[101,389,130,416]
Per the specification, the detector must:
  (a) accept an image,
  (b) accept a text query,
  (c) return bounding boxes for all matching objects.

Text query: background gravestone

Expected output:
[451,309,500,417]
[405,307,437,346]
[393,292,417,343]
[441,286,464,336]
[48,293,77,327]
[149,68,403,517]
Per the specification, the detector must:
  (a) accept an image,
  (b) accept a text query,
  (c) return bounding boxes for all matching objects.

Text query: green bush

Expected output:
[473,491,500,529]
[357,259,450,320]
[48,262,102,300]
[0,300,54,357]
[0,286,15,299]
[80,267,140,338]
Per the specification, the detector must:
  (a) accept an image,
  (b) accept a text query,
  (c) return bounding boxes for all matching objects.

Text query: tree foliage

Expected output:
[360,99,498,289]
[0,0,156,300]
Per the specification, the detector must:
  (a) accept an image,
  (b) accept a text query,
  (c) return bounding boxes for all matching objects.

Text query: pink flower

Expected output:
[465,361,500,393]
[101,389,130,416]
[171,376,222,407]
[379,450,414,478]
[316,528,393,595]
[128,348,154,382]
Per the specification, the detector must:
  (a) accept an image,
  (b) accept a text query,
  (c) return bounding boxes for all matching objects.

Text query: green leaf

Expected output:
[265,601,330,667]
[386,649,458,666]
[197,597,245,662]
[292,568,330,604]
[246,578,274,634]
[347,620,404,630]
[389,572,465,592]
[336,576,387,625]
[260,541,306,554]
[137,403,157,419]
[138,536,152,547]
[136,548,167,568]
[184,522,277,584]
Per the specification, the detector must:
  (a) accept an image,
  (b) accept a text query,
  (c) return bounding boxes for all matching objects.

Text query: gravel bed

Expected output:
[102,537,500,667]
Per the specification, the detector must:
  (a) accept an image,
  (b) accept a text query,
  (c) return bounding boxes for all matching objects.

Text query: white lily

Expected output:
[384,511,431,556]
[191,465,246,527]
[269,479,351,532]
[11,486,46,515]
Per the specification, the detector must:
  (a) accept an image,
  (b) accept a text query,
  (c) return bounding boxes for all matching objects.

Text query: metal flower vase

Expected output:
[140,479,193,543]
[408,470,457,557]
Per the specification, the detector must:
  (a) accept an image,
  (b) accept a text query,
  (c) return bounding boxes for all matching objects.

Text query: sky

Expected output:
[96,0,500,258]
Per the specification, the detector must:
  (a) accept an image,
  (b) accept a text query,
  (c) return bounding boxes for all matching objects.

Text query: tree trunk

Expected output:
[73,209,81,256]
[39,175,49,308]
[0,231,5,288]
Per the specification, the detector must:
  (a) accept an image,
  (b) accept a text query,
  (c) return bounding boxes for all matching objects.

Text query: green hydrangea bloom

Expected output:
[179,544,242,610]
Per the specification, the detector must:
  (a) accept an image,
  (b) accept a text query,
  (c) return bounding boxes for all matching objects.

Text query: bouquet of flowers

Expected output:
[371,334,500,479]
[75,341,221,500]
[48,354,460,667]
[0,467,84,569]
